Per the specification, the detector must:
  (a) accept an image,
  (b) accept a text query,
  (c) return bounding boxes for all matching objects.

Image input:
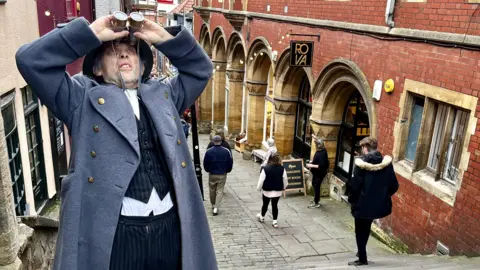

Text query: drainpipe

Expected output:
[385,0,395,28]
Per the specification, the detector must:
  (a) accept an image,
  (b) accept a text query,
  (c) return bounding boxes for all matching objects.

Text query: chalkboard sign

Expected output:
[282,159,306,198]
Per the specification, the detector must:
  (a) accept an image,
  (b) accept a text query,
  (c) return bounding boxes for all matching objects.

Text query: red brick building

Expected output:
[193,0,480,256]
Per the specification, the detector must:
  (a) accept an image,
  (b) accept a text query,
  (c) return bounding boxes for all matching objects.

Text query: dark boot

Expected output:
[348,260,368,266]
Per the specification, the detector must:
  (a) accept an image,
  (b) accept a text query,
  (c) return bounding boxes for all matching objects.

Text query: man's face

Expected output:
[94,42,144,89]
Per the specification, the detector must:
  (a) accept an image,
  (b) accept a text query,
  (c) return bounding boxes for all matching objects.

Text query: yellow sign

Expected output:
[384,79,395,93]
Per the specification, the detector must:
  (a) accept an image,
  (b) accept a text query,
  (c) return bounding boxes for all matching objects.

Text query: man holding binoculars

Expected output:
[16,13,216,270]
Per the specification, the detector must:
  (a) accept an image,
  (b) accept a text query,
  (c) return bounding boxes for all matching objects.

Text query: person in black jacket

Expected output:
[207,128,232,153]
[346,137,399,266]
[203,135,234,216]
[256,153,288,228]
[306,137,329,208]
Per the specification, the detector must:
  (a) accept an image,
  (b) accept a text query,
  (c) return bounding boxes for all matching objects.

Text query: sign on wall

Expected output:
[290,41,314,67]
[283,159,307,197]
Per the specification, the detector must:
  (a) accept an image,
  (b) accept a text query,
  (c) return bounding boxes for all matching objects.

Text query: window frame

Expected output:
[401,94,468,184]
[393,79,477,206]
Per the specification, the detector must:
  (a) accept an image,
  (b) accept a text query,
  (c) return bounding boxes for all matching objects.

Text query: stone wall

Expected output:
[0,217,59,270]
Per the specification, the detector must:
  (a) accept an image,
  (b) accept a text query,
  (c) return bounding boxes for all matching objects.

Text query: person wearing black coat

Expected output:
[206,129,232,153]
[306,137,329,208]
[346,137,399,266]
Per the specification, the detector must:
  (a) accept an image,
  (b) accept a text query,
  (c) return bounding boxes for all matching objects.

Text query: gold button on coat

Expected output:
[90,151,96,157]
[88,177,94,183]
[164,92,168,99]
[98,98,105,105]
[93,125,99,132]
[181,162,186,168]
[177,139,181,145]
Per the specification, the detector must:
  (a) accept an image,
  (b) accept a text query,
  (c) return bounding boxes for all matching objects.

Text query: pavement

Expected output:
[195,135,480,270]
[42,133,480,269]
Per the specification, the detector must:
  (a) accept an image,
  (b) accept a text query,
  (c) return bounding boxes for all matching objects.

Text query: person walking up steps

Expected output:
[204,135,233,216]
[256,153,288,228]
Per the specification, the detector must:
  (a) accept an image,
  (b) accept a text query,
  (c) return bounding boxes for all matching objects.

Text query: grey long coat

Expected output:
[15,18,217,270]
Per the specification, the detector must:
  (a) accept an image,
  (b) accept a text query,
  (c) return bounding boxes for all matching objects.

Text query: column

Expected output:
[226,68,244,138]
[273,98,297,157]
[311,118,342,201]
[212,60,227,130]
[0,113,19,266]
[244,80,267,158]
[199,77,213,134]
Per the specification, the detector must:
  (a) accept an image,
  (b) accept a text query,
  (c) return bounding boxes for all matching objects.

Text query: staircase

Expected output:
[282,253,480,270]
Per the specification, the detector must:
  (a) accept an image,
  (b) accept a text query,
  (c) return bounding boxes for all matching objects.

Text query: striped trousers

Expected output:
[109,207,181,270]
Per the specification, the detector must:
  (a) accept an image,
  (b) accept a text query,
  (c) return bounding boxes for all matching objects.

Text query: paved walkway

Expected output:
[195,135,480,269]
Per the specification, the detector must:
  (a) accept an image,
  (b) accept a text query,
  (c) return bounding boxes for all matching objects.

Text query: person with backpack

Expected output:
[346,137,399,266]
[256,153,288,228]
[306,137,329,208]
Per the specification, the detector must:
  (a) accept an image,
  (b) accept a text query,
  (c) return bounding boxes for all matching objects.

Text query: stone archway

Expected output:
[244,38,274,155]
[311,59,377,198]
[273,48,315,158]
[225,32,246,142]
[211,27,228,130]
[198,24,213,133]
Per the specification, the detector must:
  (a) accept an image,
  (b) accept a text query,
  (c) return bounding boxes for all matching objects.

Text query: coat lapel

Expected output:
[88,85,140,157]
[139,83,177,167]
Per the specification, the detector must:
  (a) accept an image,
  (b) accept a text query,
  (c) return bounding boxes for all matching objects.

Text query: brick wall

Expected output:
[194,11,480,255]
[96,0,121,18]
[247,0,386,26]
[199,0,480,36]
[395,1,480,36]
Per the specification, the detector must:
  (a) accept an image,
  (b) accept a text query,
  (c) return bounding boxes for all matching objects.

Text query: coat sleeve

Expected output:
[154,26,213,115]
[283,169,289,189]
[15,17,102,126]
[227,150,233,173]
[347,166,364,204]
[257,170,266,191]
[388,165,399,196]
[203,151,211,173]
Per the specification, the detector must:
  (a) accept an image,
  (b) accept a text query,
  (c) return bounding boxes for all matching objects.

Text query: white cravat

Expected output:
[120,89,174,217]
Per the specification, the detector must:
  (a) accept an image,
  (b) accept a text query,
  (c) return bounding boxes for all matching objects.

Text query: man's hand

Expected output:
[90,15,129,42]
[133,19,174,45]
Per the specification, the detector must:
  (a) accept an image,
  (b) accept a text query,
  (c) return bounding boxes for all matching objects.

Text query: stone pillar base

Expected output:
[305,172,331,197]
[242,150,252,160]
[329,174,347,202]
[197,121,211,134]
[0,258,22,270]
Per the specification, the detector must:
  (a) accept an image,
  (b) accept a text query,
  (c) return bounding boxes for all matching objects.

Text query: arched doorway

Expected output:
[244,38,274,154]
[211,27,227,131]
[225,32,246,142]
[198,24,212,133]
[273,48,314,159]
[334,93,370,180]
[293,75,313,160]
[311,59,377,185]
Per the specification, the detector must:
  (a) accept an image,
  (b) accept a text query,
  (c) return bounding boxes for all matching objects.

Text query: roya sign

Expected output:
[290,41,314,67]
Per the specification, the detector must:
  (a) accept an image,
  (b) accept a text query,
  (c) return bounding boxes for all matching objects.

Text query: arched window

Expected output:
[293,75,312,160]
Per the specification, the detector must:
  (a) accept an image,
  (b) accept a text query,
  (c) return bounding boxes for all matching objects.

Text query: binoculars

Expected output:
[111,11,145,45]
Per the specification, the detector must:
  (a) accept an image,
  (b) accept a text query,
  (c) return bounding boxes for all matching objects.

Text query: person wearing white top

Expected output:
[256,153,288,228]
